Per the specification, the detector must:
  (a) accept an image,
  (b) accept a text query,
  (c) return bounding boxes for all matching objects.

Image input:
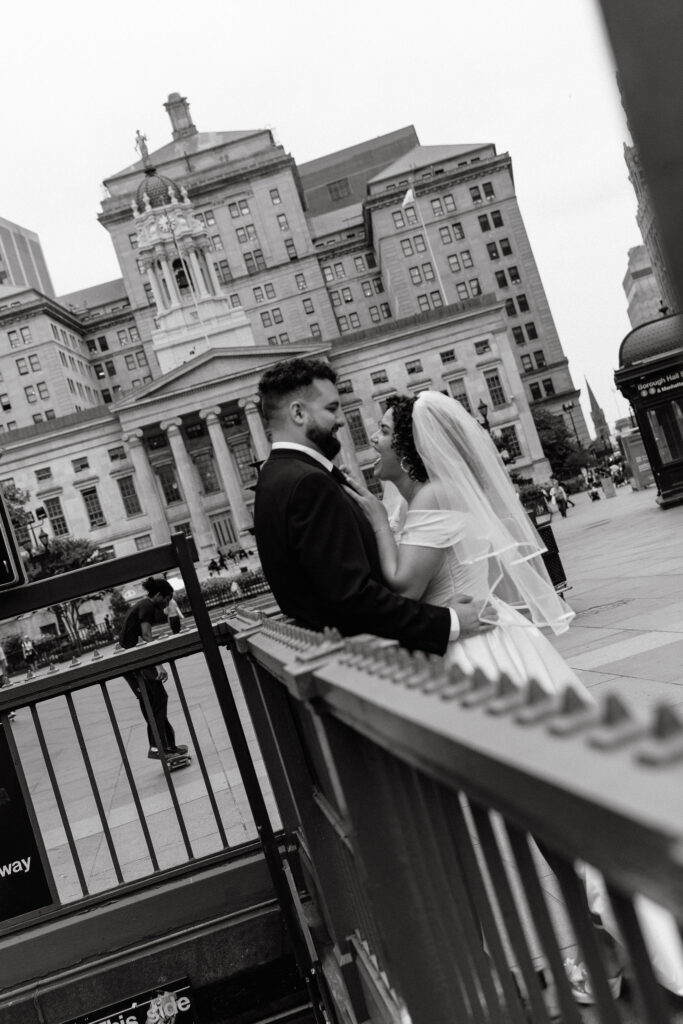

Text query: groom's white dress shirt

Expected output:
[270,442,460,640]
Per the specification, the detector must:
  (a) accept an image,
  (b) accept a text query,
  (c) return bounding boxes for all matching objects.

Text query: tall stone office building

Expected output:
[0,94,587,575]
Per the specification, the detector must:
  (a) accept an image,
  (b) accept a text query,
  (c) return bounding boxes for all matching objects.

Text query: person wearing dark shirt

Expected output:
[119,577,189,765]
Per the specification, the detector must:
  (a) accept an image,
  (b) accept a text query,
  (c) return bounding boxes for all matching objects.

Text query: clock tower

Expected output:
[132,144,255,373]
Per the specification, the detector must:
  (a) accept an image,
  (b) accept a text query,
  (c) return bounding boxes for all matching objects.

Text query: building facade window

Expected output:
[44,496,69,536]
[371,369,388,385]
[499,425,521,458]
[270,188,281,205]
[530,382,542,400]
[542,378,555,396]
[135,535,153,551]
[327,178,351,201]
[285,239,297,260]
[485,370,507,407]
[345,408,370,449]
[449,378,471,413]
[362,467,384,499]
[277,214,289,231]
[117,476,142,516]
[500,237,512,256]
[525,322,538,340]
[474,340,491,355]
[195,451,221,493]
[82,487,106,528]
[405,359,423,375]
[157,464,181,504]
[509,266,521,283]
[534,350,547,368]
[440,349,456,364]
[512,326,525,345]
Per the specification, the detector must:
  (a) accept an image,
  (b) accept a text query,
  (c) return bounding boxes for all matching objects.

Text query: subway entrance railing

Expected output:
[0,536,322,1024]
[2,538,683,1024]
[219,605,683,1024]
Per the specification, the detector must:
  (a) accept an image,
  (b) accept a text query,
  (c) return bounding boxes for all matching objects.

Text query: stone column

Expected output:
[204,251,222,295]
[124,430,171,546]
[146,265,165,310]
[188,249,210,298]
[238,396,270,462]
[160,418,215,556]
[200,408,253,537]
[159,258,179,307]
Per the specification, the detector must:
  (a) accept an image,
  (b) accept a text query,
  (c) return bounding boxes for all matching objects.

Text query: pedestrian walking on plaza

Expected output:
[166,595,183,634]
[0,643,15,720]
[552,482,569,518]
[21,635,36,672]
[119,577,190,767]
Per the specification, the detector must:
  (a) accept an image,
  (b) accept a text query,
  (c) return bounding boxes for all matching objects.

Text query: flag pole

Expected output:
[404,183,449,304]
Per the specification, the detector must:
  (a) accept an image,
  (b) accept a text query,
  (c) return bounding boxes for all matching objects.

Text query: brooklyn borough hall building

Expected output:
[0,93,589,565]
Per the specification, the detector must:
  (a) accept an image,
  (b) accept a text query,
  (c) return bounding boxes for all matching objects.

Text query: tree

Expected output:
[0,481,31,545]
[532,409,584,478]
[26,537,112,652]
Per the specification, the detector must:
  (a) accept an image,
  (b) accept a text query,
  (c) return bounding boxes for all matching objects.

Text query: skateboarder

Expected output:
[119,577,191,769]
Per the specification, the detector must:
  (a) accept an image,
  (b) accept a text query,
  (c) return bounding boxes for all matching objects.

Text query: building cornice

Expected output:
[331,294,503,357]
[98,153,298,228]
[363,154,513,216]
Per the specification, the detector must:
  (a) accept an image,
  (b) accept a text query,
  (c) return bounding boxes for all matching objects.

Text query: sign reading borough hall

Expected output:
[65,982,196,1024]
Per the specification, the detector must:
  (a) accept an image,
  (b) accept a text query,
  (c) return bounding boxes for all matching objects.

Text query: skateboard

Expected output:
[165,753,192,771]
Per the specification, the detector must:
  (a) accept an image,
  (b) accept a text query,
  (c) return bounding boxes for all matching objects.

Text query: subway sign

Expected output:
[64,982,196,1024]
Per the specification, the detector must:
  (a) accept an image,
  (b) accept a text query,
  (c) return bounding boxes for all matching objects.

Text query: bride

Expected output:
[345,389,581,694]
[344,389,683,1000]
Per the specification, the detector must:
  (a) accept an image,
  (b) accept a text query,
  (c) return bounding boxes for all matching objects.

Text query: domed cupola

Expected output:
[136,166,181,211]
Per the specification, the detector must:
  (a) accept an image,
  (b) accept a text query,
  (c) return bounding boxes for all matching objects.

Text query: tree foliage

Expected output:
[532,409,585,478]
[26,537,112,650]
[0,481,31,542]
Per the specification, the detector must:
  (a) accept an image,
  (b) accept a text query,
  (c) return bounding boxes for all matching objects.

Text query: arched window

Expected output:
[172,257,194,294]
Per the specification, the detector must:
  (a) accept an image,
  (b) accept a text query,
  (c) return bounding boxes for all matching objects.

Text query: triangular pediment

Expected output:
[113,341,328,421]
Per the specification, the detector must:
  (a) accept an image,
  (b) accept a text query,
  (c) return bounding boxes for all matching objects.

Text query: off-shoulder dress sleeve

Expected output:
[398,510,467,549]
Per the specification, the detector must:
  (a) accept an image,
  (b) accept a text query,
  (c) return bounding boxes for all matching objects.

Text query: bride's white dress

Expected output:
[399,507,683,993]
[399,508,585,695]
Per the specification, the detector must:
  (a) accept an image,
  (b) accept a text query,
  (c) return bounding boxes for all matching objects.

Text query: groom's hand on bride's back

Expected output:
[453,595,497,636]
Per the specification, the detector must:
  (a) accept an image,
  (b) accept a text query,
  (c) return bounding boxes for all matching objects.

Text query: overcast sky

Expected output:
[2,0,640,431]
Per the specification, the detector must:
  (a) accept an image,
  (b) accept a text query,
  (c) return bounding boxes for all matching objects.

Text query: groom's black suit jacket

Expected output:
[253,448,450,655]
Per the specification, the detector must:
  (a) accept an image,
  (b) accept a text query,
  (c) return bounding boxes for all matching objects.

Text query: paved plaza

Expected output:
[547,485,683,711]
[5,483,682,1019]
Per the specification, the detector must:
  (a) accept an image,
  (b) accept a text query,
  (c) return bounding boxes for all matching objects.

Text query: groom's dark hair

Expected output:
[258,357,337,422]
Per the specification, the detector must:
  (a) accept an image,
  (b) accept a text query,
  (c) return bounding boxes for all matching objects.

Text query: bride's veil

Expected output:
[411,390,574,634]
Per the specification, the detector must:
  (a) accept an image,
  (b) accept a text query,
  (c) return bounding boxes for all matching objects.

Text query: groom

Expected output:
[253,357,492,654]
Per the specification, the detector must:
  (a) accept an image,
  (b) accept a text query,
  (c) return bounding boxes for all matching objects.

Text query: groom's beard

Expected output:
[306,423,342,460]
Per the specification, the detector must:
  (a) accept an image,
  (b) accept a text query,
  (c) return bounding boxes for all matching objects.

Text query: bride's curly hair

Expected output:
[385,395,428,483]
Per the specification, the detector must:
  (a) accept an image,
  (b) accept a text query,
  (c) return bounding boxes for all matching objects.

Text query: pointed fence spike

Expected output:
[651,703,683,739]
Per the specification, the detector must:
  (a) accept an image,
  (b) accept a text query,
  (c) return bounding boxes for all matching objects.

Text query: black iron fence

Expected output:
[220,607,683,1024]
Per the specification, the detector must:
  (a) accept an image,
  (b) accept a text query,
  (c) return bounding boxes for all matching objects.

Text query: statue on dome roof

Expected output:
[135,129,152,169]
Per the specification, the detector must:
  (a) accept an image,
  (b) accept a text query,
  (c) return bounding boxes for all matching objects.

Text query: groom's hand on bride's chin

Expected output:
[454,596,498,636]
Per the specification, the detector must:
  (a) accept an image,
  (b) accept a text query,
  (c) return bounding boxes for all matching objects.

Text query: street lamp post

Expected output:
[562,402,582,448]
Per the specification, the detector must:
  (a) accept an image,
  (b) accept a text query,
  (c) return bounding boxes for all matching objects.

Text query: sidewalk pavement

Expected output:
[546,485,683,713]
